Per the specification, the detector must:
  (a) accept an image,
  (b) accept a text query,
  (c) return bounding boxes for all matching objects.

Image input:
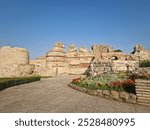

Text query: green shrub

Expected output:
[92,73,128,84]
[139,60,150,67]
[0,76,41,91]
[72,73,136,93]
[114,49,122,52]
[41,76,52,78]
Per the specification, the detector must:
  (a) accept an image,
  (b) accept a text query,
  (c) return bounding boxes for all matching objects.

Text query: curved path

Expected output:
[0,75,150,113]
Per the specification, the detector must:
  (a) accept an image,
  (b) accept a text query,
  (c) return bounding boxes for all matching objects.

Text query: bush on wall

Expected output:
[139,60,150,67]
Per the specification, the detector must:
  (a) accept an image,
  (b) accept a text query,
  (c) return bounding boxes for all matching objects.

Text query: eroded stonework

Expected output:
[0,46,34,77]
[31,42,94,76]
[0,42,150,77]
[30,42,150,76]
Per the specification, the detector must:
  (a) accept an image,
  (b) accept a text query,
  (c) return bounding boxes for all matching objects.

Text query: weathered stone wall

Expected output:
[31,42,94,76]
[0,46,29,65]
[135,79,150,106]
[0,46,34,77]
[92,44,150,62]
[92,44,114,60]
[89,60,112,77]
[130,51,150,61]
[30,56,55,76]
[30,43,150,76]
[66,47,94,75]
[88,60,139,77]
[112,61,139,72]
[46,42,69,75]
[129,44,150,61]
[1,43,149,77]
[102,52,127,60]
[131,67,150,77]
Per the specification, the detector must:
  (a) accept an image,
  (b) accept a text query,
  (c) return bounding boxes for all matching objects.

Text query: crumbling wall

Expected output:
[89,60,112,77]
[112,61,139,72]
[129,44,150,61]
[30,56,55,76]
[0,46,34,77]
[30,43,150,76]
[31,42,94,76]
[92,44,114,60]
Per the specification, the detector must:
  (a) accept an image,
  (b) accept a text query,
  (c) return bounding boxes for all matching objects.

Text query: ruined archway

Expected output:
[110,56,119,60]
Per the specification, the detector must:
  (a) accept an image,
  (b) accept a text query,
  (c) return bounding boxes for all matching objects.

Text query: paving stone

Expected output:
[0,75,150,112]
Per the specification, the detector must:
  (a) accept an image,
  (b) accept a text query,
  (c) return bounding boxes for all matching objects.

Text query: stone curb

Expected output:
[68,83,137,105]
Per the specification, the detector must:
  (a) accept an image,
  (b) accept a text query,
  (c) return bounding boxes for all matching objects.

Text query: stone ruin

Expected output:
[0,42,150,77]
[30,42,93,76]
[0,46,34,77]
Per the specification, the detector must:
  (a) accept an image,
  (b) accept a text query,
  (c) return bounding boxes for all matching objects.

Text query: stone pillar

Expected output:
[46,42,68,75]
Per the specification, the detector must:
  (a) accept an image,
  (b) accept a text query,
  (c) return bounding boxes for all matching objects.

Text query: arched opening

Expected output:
[111,56,119,60]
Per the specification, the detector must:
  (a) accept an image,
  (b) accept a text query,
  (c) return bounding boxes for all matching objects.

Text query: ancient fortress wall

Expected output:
[0,43,150,77]
[0,46,29,66]
[30,42,94,76]
[0,46,34,77]
[130,51,150,61]
[30,56,55,76]
[30,43,150,76]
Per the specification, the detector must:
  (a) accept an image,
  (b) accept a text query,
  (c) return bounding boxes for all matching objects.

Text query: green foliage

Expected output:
[41,76,52,78]
[139,60,150,67]
[0,76,41,91]
[73,80,98,90]
[92,73,128,83]
[72,73,136,93]
[114,49,122,52]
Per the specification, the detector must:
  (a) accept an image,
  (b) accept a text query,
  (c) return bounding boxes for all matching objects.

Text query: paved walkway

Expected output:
[0,75,150,113]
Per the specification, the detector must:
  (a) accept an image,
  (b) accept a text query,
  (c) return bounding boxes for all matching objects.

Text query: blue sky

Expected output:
[0,0,150,59]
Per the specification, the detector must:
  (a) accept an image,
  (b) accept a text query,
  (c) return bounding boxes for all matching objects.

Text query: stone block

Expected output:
[110,90,120,100]
[97,90,103,97]
[119,91,130,100]
[126,93,137,104]
[82,88,88,93]
[87,90,97,96]
[103,90,110,96]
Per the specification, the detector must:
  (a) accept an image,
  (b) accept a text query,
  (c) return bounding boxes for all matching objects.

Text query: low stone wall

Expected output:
[131,67,150,77]
[135,79,150,106]
[68,83,137,104]
[90,61,112,76]
[112,61,139,72]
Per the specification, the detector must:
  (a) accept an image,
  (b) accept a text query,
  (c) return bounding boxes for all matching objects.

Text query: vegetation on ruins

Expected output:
[139,60,150,67]
[0,76,41,91]
[71,73,136,94]
[114,49,122,52]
